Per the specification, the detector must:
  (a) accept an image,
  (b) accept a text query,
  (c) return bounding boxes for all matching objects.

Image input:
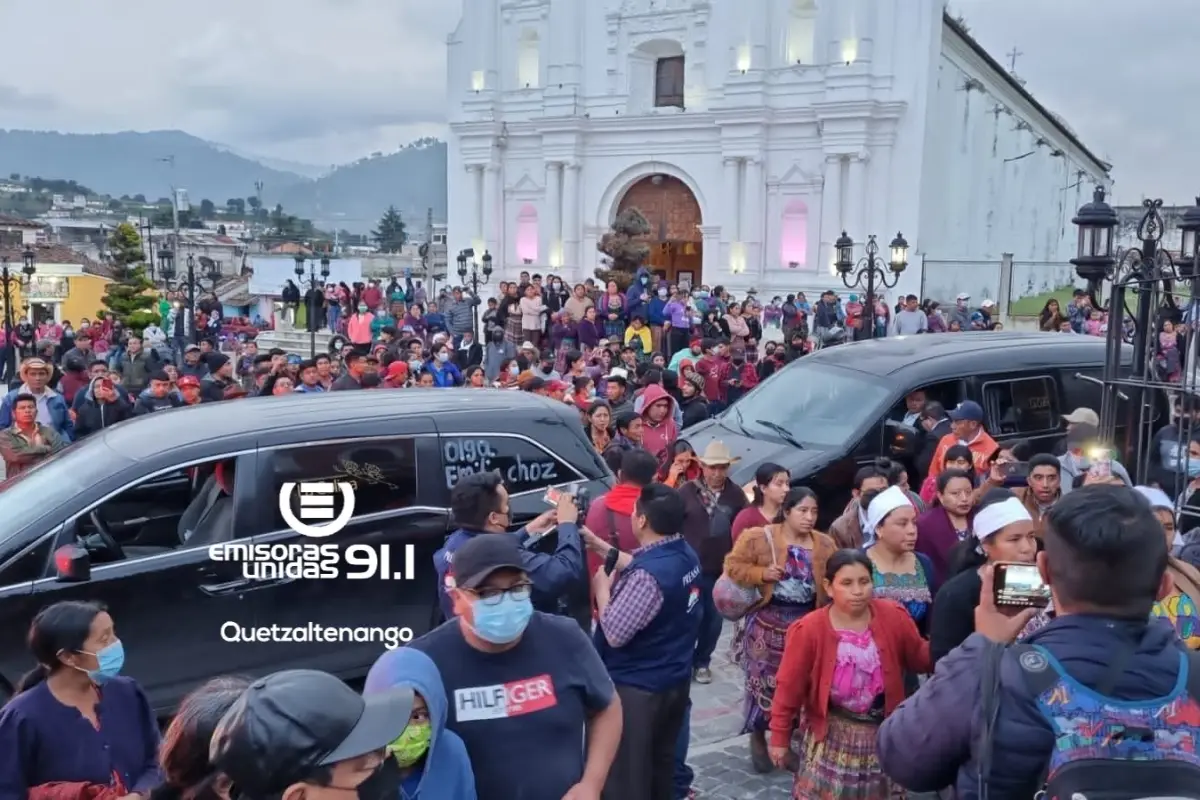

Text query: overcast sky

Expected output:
[0,0,1193,205]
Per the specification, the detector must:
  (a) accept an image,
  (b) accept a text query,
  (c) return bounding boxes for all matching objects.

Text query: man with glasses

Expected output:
[411,533,622,800]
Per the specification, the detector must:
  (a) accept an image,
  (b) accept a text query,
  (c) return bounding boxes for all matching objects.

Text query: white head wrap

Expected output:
[1134,485,1183,547]
[865,485,912,537]
[973,497,1032,540]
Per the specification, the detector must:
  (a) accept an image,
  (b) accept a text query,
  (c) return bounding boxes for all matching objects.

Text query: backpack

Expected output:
[979,637,1200,800]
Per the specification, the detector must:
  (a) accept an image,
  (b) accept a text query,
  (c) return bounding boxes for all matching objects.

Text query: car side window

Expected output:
[442,435,576,496]
[271,438,418,530]
[984,377,1059,435]
[0,534,54,587]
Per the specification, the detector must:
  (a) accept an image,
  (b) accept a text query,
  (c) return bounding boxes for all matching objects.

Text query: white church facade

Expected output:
[446,0,1110,302]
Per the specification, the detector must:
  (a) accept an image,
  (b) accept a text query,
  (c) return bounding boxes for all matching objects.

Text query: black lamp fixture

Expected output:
[157,248,176,280]
[455,247,491,339]
[1178,197,1200,280]
[320,255,331,278]
[1,247,36,379]
[481,250,493,278]
[21,246,36,276]
[1068,186,1119,291]
[835,230,908,340]
[294,253,306,276]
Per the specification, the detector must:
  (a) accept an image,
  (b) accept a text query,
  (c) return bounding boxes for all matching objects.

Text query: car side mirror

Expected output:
[885,420,919,458]
[53,544,91,583]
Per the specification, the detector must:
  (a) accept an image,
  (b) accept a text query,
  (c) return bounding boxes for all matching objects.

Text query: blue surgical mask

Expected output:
[469,593,533,643]
[436,352,449,363]
[80,640,125,685]
[508,363,520,376]
[1188,460,1200,478]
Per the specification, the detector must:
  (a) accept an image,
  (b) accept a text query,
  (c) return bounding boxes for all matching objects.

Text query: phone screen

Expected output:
[993,562,1050,608]
[543,487,561,506]
[1000,461,1030,487]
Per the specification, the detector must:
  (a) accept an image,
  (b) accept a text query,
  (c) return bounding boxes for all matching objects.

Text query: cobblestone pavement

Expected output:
[685,623,937,799]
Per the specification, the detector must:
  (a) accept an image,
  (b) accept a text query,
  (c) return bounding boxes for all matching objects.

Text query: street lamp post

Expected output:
[295,254,332,358]
[834,231,909,339]
[1,247,36,380]
[158,248,220,344]
[1070,187,1200,483]
[456,248,493,339]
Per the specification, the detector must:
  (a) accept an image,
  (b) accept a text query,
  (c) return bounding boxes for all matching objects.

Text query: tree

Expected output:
[372,206,407,252]
[7,173,18,182]
[133,194,146,203]
[107,198,123,211]
[246,196,261,212]
[226,197,245,215]
[199,198,216,218]
[596,207,651,289]
[100,223,158,332]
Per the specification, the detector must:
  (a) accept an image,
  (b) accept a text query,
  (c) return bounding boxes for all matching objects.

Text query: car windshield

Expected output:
[0,439,112,536]
[728,362,891,448]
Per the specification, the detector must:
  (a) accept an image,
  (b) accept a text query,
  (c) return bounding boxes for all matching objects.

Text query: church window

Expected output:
[516,204,539,263]
[787,0,817,65]
[517,28,540,88]
[654,56,685,108]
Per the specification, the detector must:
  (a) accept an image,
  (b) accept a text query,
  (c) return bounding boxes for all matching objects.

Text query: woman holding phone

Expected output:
[926,487,1038,665]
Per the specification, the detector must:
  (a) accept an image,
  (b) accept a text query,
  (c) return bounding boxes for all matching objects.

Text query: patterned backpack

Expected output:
[982,639,1200,799]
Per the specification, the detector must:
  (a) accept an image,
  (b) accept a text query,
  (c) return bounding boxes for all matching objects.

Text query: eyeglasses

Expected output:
[470,582,533,605]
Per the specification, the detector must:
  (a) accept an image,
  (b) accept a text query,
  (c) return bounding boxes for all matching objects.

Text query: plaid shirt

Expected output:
[597,534,684,648]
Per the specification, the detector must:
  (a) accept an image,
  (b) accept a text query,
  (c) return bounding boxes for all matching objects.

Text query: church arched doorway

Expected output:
[616,175,702,287]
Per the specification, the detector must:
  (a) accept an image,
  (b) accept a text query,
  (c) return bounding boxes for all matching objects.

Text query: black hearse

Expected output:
[685,332,1150,525]
[0,390,611,712]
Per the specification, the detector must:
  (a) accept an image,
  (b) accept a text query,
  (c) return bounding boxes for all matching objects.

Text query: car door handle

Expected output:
[199,578,254,596]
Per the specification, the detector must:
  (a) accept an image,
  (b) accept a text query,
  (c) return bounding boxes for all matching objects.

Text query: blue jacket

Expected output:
[425,360,462,387]
[434,524,583,619]
[647,297,667,327]
[625,267,651,322]
[0,388,73,442]
[365,648,476,800]
[877,614,1187,799]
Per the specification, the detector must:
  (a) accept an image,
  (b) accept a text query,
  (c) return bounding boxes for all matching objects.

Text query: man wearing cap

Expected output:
[0,357,73,441]
[175,376,204,407]
[415,533,621,800]
[928,400,998,479]
[971,298,996,330]
[133,370,185,415]
[179,344,210,379]
[74,372,135,438]
[210,669,415,800]
[947,293,971,330]
[1062,407,1100,436]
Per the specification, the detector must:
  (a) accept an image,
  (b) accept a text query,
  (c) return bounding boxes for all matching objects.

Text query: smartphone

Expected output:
[1088,448,1112,479]
[543,487,562,506]
[999,461,1030,487]
[993,562,1051,609]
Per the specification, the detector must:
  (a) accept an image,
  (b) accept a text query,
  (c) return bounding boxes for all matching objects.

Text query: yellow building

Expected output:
[0,244,112,325]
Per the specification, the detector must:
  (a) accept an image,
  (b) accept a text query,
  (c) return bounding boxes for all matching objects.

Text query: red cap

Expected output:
[546,379,569,392]
[177,375,201,389]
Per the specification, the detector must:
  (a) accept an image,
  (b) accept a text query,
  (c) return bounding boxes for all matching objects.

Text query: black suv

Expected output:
[0,390,611,713]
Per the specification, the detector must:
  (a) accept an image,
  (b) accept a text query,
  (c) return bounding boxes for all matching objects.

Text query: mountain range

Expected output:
[0,129,447,234]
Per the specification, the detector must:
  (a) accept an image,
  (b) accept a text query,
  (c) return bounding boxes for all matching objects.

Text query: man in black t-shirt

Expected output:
[410,534,622,800]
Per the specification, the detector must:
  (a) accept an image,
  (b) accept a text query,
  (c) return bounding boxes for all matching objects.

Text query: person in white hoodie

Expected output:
[141,324,173,363]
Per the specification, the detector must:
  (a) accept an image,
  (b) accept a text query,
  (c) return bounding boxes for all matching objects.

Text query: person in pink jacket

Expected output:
[639,382,678,464]
[345,301,374,351]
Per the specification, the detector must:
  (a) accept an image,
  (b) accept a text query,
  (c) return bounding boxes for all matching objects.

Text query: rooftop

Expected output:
[0,213,44,229]
[0,243,111,277]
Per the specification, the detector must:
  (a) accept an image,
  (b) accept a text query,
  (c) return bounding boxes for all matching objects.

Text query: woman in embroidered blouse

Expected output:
[0,601,161,799]
[769,549,931,799]
[927,488,1038,664]
[1142,485,1200,649]
[915,469,975,585]
[599,282,626,342]
[863,486,938,636]
[724,488,837,774]
[585,400,612,453]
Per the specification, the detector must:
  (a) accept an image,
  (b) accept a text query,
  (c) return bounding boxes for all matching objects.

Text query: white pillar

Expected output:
[819,155,843,275]
[723,157,742,241]
[562,162,580,270]
[468,164,484,249]
[482,164,498,258]
[545,161,563,267]
[744,157,765,275]
[846,152,868,241]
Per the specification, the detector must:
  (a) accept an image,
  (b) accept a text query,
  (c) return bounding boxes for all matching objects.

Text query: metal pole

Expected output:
[1,262,13,381]
[308,265,317,359]
[865,263,877,340]
[188,257,197,344]
[471,268,480,340]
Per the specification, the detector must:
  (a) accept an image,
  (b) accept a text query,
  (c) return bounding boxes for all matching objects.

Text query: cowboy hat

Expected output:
[696,441,740,466]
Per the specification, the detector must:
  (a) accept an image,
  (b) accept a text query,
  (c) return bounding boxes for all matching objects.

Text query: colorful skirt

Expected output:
[741,604,809,733]
[792,712,904,800]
